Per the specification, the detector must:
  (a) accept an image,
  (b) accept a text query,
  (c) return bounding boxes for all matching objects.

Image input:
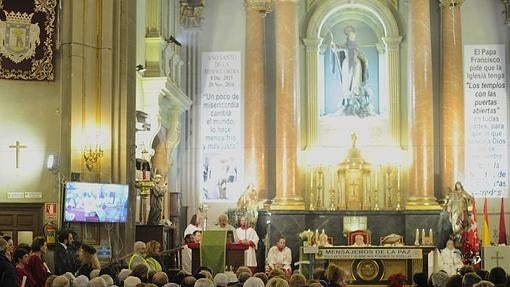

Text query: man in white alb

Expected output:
[266,238,292,276]
[438,239,464,275]
[236,216,259,272]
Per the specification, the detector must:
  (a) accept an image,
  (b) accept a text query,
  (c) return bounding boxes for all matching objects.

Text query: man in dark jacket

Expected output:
[54,229,78,275]
[0,238,16,286]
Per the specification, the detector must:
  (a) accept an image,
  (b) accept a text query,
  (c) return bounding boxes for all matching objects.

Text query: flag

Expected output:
[467,199,480,252]
[498,198,507,245]
[482,197,490,246]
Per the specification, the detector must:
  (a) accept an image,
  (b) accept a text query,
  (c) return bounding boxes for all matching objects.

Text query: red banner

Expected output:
[0,0,58,80]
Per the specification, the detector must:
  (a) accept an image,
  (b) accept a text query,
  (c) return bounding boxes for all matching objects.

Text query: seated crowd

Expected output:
[1,229,509,287]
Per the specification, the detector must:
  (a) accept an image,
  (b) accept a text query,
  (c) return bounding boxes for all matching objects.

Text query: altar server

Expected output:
[236,216,259,271]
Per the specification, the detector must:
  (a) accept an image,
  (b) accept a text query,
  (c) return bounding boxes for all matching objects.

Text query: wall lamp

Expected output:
[46,153,58,174]
[83,144,103,171]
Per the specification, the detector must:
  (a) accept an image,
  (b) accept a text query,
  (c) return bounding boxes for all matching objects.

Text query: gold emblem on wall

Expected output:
[353,259,384,281]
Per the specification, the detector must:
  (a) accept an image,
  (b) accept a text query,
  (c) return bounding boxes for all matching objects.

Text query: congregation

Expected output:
[1,214,509,287]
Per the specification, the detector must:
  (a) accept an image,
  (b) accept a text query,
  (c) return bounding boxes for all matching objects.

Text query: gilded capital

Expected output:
[180,0,206,28]
[245,0,275,14]
[439,0,465,7]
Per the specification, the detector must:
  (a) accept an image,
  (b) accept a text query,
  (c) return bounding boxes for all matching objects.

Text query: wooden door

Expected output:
[0,203,44,244]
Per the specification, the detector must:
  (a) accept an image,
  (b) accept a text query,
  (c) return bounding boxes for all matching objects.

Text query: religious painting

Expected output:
[318,20,389,147]
[303,1,402,149]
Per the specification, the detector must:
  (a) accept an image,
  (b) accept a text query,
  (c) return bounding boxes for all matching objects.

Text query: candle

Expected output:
[397,165,401,191]
[429,228,433,244]
[415,229,419,244]
[375,166,379,190]
[421,228,425,245]
[311,167,315,190]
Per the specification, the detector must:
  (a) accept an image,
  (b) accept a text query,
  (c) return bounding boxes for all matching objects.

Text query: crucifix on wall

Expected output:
[9,140,27,168]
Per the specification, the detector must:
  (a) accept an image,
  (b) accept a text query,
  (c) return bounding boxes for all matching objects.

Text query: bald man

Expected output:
[211,214,239,241]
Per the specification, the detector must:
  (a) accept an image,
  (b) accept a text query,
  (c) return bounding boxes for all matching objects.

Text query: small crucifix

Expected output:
[491,251,504,266]
[9,140,27,168]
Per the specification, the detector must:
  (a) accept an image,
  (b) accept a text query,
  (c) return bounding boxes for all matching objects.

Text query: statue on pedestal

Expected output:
[444,181,473,236]
[148,174,166,225]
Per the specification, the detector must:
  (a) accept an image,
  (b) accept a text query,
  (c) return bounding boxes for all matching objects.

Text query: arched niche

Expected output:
[303,0,402,149]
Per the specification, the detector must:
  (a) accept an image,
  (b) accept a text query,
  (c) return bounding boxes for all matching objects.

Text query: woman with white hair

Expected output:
[195,278,215,287]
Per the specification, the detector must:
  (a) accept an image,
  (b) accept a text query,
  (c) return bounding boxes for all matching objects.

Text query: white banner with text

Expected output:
[200,51,243,202]
[464,45,508,198]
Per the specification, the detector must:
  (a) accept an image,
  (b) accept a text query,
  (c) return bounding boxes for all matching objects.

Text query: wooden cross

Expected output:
[491,251,504,266]
[9,140,27,168]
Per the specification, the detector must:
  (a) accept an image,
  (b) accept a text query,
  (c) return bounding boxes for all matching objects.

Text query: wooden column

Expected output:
[244,2,269,199]
[407,0,439,209]
[439,0,465,196]
[271,0,304,210]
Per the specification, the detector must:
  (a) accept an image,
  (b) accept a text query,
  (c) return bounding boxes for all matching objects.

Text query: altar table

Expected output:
[301,246,436,286]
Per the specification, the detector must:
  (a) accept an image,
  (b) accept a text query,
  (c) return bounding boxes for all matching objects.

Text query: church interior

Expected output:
[1,0,510,285]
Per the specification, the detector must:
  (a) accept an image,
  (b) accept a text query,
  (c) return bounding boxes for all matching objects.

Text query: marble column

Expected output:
[244,2,269,200]
[271,0,304,210]
[406,0,439,210]
[439,0,465,196]
[382,36,403,143]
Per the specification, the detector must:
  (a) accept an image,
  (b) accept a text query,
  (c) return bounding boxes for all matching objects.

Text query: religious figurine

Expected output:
[444,181,473,236]
[147,174,166,225]
[329,25,375,118]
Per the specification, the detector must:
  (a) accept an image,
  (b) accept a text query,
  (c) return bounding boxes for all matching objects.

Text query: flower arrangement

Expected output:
[298,229,314,246]
[388,273,407,287]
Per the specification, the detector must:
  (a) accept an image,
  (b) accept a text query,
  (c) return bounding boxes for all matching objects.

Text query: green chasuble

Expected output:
[200,230,227,274]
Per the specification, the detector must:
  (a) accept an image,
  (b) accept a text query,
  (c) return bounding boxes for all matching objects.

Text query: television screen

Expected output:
[64,182,129,223]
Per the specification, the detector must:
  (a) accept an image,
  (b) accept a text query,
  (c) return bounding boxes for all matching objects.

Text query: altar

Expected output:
[301,246,436,286]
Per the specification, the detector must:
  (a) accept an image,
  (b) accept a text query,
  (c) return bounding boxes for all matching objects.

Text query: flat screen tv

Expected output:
[64,182,129,223]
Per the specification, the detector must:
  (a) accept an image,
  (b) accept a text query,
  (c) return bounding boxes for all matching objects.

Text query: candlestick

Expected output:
[414,229,420,246]
[421,228,425,245]
[429,228,433,244]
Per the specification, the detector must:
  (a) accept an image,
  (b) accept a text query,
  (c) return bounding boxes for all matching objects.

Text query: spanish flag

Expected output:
[482,197,490,246]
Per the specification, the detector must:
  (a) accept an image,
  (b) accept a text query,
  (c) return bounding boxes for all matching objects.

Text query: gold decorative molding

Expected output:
[439,0,465,7]
[245,0,275,14]
[180,0,206,28]
[501,0,510,25]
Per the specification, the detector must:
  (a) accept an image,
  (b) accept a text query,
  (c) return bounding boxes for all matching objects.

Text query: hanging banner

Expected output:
[200,51,243,202]
[464,44,508,198]
[0,0,58,80]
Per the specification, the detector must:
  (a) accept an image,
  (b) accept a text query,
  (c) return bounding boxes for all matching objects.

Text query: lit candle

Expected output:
[421,228,425,245]
[415,229,419,243]
[429,228,433,244]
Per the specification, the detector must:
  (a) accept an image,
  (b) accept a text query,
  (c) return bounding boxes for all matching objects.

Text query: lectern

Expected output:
[188,242,248,273]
